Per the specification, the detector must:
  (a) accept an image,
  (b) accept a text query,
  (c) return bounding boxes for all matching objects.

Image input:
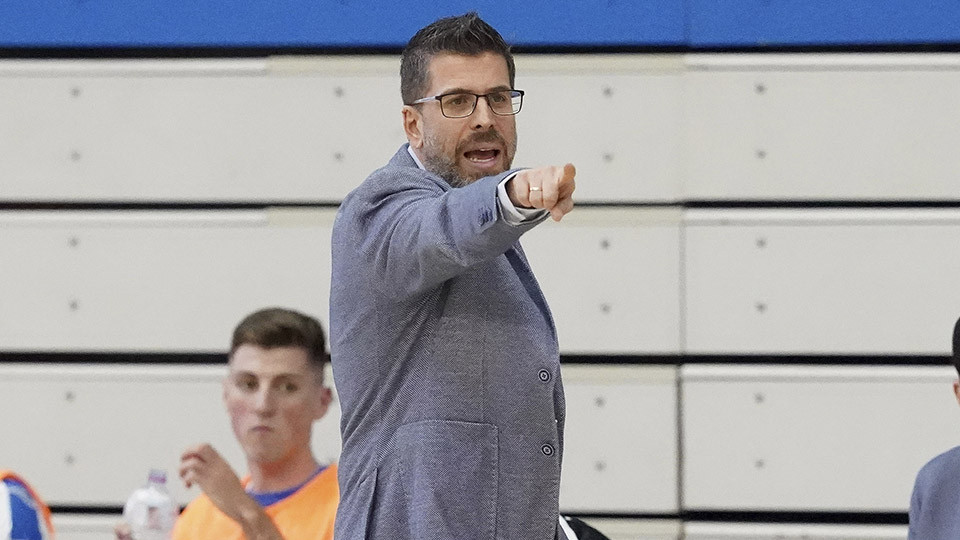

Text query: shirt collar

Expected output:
[407,145,426,170]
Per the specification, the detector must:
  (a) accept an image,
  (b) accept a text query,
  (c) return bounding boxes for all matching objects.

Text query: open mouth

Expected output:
[463,148,500,164]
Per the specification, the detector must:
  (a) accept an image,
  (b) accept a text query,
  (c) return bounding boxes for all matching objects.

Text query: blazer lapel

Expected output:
[505,243,557,339]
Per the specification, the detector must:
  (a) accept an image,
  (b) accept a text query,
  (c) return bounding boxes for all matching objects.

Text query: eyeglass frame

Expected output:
[408,89,525,118]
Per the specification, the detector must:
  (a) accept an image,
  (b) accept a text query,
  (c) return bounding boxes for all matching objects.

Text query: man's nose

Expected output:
[253,388,276,413]
[471,96,496,129]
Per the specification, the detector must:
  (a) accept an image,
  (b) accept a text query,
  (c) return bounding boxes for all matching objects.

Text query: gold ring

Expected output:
[529,186,542,192]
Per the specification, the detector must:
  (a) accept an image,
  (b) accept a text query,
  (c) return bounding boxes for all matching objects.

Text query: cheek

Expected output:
[500,120,518,142]
[440,129,462,154]
[427,122,464,149]
[279,401,316,429]
[226,399,252,427]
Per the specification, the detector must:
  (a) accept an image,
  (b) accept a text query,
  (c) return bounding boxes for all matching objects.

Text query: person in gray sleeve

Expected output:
[329,12,576,540]
[908,316,960,539]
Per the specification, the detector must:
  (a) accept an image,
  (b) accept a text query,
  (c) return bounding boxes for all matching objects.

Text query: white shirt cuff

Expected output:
[497,173,547,225]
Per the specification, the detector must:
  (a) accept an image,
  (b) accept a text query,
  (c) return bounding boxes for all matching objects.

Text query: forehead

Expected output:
[228,344,313,377]
[425,52,511,94]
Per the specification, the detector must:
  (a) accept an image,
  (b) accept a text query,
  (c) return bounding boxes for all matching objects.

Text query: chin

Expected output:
[243,441,277,460]
[459,163,508,183]
[246,450,282,464]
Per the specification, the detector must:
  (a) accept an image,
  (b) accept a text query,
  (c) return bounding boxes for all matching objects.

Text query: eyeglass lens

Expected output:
[440,91,522,118]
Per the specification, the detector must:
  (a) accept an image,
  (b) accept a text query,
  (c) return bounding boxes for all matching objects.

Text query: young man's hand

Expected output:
[180,443,284,539]
[179,443,251,523]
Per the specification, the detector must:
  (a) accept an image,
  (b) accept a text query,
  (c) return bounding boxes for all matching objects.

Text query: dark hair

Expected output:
[401,12,515,105]
[953,316,960,377]
[230,307,328,373]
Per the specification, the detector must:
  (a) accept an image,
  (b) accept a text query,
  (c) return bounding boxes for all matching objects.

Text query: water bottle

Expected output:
[122,469,178,540]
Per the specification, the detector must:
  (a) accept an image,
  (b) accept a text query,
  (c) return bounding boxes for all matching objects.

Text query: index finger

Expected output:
[181,443,214,462]
[540,166,562,210]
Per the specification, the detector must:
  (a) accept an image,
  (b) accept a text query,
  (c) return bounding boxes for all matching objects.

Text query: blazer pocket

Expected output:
[396,420,499,540]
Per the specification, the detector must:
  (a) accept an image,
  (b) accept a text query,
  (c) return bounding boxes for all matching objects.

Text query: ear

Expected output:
[313,386,333,421]
[402,105,424,149]
[952,381,960,408]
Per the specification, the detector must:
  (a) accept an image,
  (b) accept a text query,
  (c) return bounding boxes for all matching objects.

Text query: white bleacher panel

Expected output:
[515,55,683,202]
[522,208,682,354]
[560,365,678,513]
[682,365,959,511]
[685,522,907,539]
[579,518,682,540]
[0,58,404,202]
[684,54,960,200]
[52,514,122,540]
[0,208,333,352]
[684,209,960,354]
[0,364,341,506]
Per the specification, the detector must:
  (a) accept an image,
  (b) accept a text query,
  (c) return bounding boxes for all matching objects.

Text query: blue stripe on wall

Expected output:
[0,0,685,48]
[687,0,960,47]
[2,0,959,49]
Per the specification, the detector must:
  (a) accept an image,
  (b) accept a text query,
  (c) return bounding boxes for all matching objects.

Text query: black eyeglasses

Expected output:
[409,89,524,118]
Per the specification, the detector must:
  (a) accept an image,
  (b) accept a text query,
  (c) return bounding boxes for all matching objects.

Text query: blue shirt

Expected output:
[247,466,326,508]
[3,478,47,540]
[910,445,960,539]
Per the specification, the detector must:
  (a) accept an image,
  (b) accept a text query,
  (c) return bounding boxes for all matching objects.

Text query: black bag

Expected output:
[561,516,612,540]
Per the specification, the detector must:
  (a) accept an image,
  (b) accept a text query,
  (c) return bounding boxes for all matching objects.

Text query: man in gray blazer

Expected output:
[330,12,576,540]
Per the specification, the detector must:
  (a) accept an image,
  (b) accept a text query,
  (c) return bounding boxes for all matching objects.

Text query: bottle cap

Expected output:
[147,469,167,484]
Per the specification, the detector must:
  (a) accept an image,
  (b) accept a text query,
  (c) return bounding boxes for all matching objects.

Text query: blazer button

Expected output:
[538,369,551,382]
[541,444,555,456]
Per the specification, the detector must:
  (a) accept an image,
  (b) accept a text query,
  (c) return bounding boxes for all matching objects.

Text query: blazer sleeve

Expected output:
[907,477,921,540]
[337,166,547,300]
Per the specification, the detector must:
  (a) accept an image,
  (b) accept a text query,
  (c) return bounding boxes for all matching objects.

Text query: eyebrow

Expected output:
[436,84,512,96]
[231,370,305,381]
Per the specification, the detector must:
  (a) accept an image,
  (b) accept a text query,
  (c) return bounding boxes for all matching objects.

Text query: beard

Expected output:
[420,128,516,188]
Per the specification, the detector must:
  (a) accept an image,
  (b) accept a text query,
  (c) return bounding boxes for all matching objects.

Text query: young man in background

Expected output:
[119,307,338,540]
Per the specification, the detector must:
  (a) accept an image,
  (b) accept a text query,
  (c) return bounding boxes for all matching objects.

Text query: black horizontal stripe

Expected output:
[683,200,960,209]
[0,352,227,364]
[682,510,908,525]
[4,200,960,212]
[560,354,950,366]
[0,351,948,366]
[49,505,908,525]
[5,42,960,59]
[567,510,908,525]
[0,201,341,211]
[51,504,183,514]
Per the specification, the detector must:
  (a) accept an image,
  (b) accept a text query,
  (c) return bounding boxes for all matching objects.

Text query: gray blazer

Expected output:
[330,145,565,540]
